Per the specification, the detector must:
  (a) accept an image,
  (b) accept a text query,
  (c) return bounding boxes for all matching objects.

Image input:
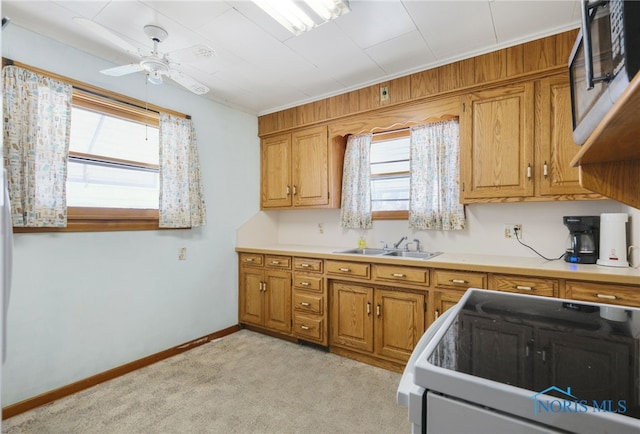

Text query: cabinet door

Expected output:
[261,133,292,208]
[460,83,535,200]
[432,290,465,326]
[239,267,264,326]
[263,270,292,333]
[374,289,425,363]
[330,282,374,353]
[291,125,329,207]
[536,75,594,196]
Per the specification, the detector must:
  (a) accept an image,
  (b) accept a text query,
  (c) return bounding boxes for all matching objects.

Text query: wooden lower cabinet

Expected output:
[566,280,640,308]
[489,274,558,298]
[431,289,466,326]
[239,260,292,334]
[330,281,425,368]
[292,257,327,345]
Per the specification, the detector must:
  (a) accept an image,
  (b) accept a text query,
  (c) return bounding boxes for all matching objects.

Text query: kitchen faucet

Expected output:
[393,236,407,249]
[413,239,421,252]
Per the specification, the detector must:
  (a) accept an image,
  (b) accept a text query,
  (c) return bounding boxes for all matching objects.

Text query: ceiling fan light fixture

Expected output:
[254,0,349,35]
[147,70,163,85]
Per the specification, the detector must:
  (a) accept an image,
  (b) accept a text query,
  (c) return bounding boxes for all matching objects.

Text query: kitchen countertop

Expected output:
[236,244,640,286]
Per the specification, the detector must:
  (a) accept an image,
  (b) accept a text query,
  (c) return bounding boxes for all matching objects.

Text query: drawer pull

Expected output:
[451,279,468,284]
[271,260,280,265]
[515,285,533,291]
[367,302,371,315]
[391,273,406,278]
[339,267,351,272]
[300,281,311,286]
[300,325,310,330]
[300,263,311,268]
[300,302,311,307]
[245,258,254,262]
[596,294,618,300]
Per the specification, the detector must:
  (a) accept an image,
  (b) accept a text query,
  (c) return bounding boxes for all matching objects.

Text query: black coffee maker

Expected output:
[563,216,600,264]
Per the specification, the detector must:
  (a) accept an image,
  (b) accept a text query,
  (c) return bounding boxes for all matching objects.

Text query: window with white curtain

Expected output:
[370,130,410,219]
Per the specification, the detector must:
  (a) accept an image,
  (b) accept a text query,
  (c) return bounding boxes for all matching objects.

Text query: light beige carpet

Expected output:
[3,329,410,433]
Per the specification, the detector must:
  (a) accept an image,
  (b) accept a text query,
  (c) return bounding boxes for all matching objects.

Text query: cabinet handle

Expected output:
[260,282,266,292]
[435,309,440,319]
[271,260,280,265]
[293,185,297,195]
[525,343,530,357]
[391,273,406,278]
[300,302,311,307]
[376,304,381,317]
[245,257,254,262]
[300,263,311,268]
[300,281,311,286]
[543,161,548,178]
[450,279,468,284]
[515,285,534,291]
[300,325,310,330]
[596,294,617,300]
[527,163,532,179]
[339,267,351,272]
[286,185,291,195]
[367,302,371,315]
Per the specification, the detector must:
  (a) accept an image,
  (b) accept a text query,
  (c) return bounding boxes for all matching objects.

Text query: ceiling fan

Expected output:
[74,17,212,95]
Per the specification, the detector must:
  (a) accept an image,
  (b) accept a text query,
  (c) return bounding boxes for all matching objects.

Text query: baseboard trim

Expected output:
[2,324,242,420]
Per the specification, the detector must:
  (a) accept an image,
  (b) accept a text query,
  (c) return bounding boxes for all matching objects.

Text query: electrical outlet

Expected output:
[504,224,522,239]
[178,247,187,260]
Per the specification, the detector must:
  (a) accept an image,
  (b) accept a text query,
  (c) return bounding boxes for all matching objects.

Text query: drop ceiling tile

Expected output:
[53,1,110,18]
[490,0,580,44]
[141,1,232,30]
[404,0,496,60]
[335,0,416,49]
[365,30,435,75]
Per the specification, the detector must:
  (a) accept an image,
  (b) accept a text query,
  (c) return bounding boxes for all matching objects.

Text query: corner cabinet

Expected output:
[260,125,345,210]
[460,74,601,203]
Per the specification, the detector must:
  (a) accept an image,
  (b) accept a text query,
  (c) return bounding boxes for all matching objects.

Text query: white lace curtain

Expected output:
[409,119,465,231]
[2,65,73,227]
[340,133,372,229]
[159,113,207,228]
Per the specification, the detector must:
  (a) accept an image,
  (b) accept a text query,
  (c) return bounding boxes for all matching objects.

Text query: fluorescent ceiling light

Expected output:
[254,0,351,35]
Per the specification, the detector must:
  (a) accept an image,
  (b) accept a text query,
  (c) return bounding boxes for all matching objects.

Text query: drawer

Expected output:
[264,255,292,269]
[433,269,487,290]
[239,253,263,266]
[294,257,323,273]
[566,281,640,308]
[293,292,323,314]
[293,274,323,292]
[373,264,429,286]
[490,274,558,297]
[326,260,370,279]
[293,315,324,342]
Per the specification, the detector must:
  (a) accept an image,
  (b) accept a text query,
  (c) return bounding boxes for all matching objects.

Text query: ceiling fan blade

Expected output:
[73,17,140,55]
[101,63,144,76]
[166,44,215,65]
[166,70,210,95]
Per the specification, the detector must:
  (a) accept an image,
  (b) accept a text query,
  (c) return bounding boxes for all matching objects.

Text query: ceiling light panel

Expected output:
[253,0,350,35]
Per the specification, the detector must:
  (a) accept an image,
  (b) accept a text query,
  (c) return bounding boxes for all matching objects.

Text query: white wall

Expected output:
[2,25,261,406]
[245,200,636,262]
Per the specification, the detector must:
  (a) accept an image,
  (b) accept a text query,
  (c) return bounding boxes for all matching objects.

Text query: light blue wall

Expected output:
[2,25,260,406]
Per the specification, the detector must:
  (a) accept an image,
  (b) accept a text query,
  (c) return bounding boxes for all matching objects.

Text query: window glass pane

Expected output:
[371,160,410,175]
[67,162,159,209]
[70,107,159,165]
[370,137,410,163]
[371,176,409,211]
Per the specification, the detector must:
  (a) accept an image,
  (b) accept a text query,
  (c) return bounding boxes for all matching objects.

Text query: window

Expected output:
[370,129,410,220]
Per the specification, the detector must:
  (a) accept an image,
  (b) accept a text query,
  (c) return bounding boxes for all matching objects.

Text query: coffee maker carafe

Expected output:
[563,216,600,264]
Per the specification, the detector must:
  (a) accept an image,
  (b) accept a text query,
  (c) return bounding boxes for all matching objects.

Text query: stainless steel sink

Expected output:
[382,250,442,260]
[335,248,388,255]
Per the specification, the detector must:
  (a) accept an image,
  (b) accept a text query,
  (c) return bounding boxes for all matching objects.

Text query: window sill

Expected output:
[12,207,168,233]
[372,210,408,220]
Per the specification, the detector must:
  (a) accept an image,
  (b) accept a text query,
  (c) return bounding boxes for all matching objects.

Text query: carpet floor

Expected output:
[3,329,409,433]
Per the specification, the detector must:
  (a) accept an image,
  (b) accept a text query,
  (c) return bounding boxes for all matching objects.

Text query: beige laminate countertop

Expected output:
[236,244,640,286]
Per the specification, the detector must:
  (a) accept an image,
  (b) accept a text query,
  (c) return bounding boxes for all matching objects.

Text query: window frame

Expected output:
[5,59,189,233]
[370,129,410,221]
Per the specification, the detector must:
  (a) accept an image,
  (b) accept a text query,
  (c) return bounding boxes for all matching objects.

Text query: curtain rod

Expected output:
[3,58,191,120]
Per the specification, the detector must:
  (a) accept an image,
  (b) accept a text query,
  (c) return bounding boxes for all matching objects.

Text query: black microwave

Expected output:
[569,0,640,145]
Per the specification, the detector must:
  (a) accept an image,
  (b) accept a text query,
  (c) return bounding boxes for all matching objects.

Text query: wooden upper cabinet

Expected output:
[535,74,597,197]
[261,133,292,208]
[292,126,329,207]
[460,82,535,200]
[261,125,343,210]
